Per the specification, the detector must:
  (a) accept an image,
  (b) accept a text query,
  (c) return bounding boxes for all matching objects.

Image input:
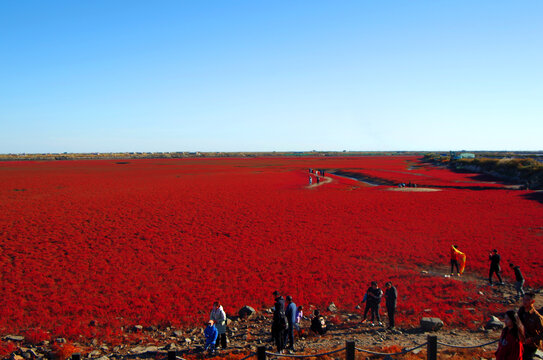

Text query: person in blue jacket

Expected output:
[285,295,297,351]
[204,320,218,353]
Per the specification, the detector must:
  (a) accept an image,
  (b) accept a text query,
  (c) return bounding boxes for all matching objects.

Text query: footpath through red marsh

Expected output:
[0,156,541,342]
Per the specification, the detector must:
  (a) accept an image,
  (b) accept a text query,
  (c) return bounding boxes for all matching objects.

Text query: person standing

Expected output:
[271,291,286,353]
[518,293,543,360]
[361,287,371,323]
[210,301,227,349]
[495,310,524,360]
[510,263,525,299]
[384,282,398,329]
[367,281,383,326]
[285,295,297,351]
[450,245,466,276]
[489,249,504,285]
[295,306,303,332]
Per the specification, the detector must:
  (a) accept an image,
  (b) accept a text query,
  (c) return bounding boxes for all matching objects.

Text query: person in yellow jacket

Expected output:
[450,245,466,276]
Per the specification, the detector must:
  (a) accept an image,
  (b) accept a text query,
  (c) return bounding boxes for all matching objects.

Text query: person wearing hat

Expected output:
[272,290,287,353]
[489,249,504,285]
[204,319,218,353]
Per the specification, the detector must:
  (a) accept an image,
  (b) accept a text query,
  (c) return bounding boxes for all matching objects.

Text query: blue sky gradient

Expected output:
[1,1,542,153]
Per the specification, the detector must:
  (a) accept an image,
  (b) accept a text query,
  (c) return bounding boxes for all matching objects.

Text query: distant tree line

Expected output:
[423,153,543,189]
[0,151,426,161]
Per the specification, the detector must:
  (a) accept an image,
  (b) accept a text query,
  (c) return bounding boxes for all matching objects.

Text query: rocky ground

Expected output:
[3,272,542,360]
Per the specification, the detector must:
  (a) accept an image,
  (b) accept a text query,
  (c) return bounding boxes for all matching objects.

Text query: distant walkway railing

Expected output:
[69,335,499,360]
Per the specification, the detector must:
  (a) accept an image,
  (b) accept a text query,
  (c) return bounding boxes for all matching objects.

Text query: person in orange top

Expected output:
[450,245,466,276]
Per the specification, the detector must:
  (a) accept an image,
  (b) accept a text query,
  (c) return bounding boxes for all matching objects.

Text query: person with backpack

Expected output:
[310,309,328,335]
[271,290,287,353]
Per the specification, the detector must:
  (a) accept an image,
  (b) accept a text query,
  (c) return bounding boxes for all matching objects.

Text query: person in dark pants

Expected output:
[310,310,327,335]
[489,249,504,285]
[518,293,543,360]
[271,291,286,353]
[361,286,372,323]
[366,281,383,326]
[284,295,297,351]
[510,263,525,299]
[384,282,397,329]
[450,244,464,276]
[210,301,227,349]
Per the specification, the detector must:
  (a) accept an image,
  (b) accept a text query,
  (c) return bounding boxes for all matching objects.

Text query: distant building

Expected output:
[451,151,475,159]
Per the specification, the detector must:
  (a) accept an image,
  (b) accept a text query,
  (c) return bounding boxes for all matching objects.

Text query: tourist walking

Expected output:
[385,282,397,329]
[210,301,227,349]
[489,249,504,285]
[510,263,525,298]
[285,295,297,351]
[518,293,543,360]
[495,310,524,360]
[272,291,287,353]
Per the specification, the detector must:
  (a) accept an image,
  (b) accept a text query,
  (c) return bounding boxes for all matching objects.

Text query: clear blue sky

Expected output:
[1,1,542,153]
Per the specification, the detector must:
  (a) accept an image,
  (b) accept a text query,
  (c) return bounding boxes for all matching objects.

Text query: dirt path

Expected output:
[306,175,332,188]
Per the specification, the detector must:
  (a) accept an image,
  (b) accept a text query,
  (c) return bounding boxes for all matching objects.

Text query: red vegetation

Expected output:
[0,157,541,342]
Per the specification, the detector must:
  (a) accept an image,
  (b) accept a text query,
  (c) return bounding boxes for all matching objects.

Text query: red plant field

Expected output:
[0,156,541,343]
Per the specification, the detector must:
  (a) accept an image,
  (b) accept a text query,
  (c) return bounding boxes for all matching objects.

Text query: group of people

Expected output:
[397,181,418,188]
[495,292,543,360]
[308,168,325,185]
[489,249,526,299]
[203,293,330,355]
[450,245,526,298]
[361,281,397,329]
[203,301,228,353]
[202,289,542,360]
[271,291,324,353]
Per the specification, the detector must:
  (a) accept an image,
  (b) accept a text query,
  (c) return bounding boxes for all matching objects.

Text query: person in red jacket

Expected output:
[496,310,525,360]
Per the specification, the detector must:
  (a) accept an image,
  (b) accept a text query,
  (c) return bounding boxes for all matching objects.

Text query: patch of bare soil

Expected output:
[386,187,442,192]
[306,176,332,189]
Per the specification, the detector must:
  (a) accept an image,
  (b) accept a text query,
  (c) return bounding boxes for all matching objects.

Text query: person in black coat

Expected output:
[310,309,328,335]
[384,282,398,329]
[489,249,504,285]
[509,263,525,298]
[271,291,286,353]
[366,281,383,326]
